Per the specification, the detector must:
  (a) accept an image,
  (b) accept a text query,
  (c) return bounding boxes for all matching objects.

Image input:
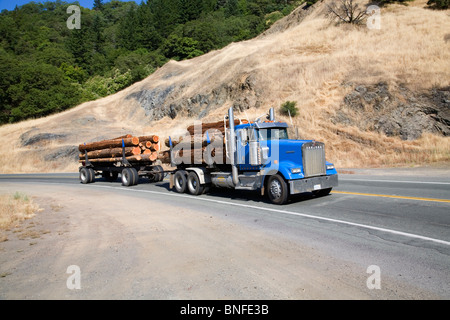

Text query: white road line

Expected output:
[339,178,450,185]
[91,184,450,247]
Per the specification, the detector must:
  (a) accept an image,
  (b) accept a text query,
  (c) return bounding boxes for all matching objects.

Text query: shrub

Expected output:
[280,101,299,117]
[427,0,449,9]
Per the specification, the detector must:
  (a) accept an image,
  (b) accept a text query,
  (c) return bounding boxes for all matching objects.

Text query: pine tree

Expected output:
[93,0,104,11]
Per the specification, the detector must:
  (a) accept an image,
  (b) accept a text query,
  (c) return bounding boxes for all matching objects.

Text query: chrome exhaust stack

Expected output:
[269,108,275,121]
[228,107,240,186]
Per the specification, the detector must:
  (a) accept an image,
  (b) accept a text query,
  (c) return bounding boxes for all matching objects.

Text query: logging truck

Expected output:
[167,107,338,205]
[78,134,165,186]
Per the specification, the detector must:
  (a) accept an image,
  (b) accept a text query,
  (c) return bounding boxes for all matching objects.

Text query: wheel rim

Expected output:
[81,171,87,181]
[270,179,282,199]
[123,171,129,184]
[175,176,183,189]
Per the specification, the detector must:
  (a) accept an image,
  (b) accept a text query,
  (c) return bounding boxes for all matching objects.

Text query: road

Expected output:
[0,168,449,300]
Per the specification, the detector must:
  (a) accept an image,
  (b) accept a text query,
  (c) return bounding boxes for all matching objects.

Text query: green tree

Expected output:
[280,101,298,117]
[225,0,240,17]
[163,34,204,60]
[94,0,104,11]
[427,0,449,8]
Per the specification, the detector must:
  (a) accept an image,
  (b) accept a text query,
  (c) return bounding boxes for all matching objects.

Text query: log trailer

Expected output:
[168,107,338,205]
[78,135,165,186]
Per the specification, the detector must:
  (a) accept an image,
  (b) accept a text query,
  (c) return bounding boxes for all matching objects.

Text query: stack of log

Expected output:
[79,134,160,164]
[159,119,243,165]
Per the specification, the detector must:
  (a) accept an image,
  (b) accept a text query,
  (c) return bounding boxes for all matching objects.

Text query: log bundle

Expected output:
[160,119,246,165]
[79,134,160,164]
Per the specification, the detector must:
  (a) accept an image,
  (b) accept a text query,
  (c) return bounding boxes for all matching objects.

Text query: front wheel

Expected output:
[267,174,289,205]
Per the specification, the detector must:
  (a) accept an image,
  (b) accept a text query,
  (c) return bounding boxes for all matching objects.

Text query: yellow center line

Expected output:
[332,191,450,203]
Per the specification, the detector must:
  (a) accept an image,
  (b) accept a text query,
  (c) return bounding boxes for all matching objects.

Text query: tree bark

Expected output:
[79,136,140,152]
[79,146,141,159]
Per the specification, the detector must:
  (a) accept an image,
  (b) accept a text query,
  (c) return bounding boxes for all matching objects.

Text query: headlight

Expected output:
[326,164,335,170]
[291,168,302,174]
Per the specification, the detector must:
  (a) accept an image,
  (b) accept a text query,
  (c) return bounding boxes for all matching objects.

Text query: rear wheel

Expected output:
[88,168,96,183]
[154,165,164,182]
[267,174,289,205]
[122,168,138,186]
[187,171,204,195]
[80,167,92,184]
[130,168,139,185]
[173,170,187,193]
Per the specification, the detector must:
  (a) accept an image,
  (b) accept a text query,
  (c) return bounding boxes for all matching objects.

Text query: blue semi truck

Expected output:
[169,107,338,205]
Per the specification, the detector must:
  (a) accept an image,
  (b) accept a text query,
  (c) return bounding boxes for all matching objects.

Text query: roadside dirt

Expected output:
[0,182,438,300]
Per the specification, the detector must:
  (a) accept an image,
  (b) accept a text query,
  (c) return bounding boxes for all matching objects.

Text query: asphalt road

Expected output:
[0,169,449,299]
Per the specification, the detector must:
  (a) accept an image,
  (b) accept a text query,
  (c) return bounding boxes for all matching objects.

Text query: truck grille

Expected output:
[302,142,326,177]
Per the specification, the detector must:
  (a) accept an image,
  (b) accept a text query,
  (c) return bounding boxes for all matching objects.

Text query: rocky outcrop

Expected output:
[332,83,450,140]
[125,73,262,121]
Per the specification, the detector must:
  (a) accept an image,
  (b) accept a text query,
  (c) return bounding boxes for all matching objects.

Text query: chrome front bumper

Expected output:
[289,174,338,195]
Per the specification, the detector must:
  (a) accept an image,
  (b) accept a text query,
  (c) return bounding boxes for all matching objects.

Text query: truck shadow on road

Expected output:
[153,180,327,206]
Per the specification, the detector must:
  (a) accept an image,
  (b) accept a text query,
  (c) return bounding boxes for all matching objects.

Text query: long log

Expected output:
[112,134,132,140]
[165,135,225,149]
[186,120,241,135]
[137,135,159,143]
[79,136,140,152]
[78,147,141,160]
[78,153,156,164]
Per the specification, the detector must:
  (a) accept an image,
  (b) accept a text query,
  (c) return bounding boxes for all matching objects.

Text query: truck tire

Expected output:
[154,165,164,182]
[187,171,204,196]
[267,174,289,205]
[131,167,139,185]
[88,168,96,183]
[122,168,138,186]
[80,167,91,184]
[173,170,187,193]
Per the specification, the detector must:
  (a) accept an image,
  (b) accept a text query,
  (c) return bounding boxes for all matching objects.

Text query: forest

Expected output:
[0,0,302,124]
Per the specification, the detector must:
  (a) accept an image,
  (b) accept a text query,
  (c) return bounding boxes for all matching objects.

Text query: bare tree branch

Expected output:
[326,0,368,25]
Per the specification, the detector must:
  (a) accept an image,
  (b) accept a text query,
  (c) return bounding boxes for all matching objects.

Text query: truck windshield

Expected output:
[257,128,289,141]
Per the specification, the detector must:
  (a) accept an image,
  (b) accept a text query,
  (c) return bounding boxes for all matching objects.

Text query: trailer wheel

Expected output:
[122,168,137,186]
[131,168,139,185]
[88,168,96,183]
[174,170,187,193]
[187,171,204,196]
[80,167,91,184]
[267,174,289,205]
[154,165,164,182]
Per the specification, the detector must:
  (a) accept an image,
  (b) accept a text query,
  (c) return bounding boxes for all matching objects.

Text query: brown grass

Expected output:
[0,1,448,172]
[0,192,40,241]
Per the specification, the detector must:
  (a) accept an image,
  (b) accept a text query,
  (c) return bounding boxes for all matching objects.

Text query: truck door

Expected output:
[237,128,248,165]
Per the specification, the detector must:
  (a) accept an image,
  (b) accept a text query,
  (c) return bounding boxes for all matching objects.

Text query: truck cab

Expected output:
[231,114,338,204]
[170,107,338,205]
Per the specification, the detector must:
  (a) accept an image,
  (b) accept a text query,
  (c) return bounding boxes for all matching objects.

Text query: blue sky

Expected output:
[0,0,139,11]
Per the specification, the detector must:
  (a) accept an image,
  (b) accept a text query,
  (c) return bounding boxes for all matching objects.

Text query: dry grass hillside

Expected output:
[0,0,449,173]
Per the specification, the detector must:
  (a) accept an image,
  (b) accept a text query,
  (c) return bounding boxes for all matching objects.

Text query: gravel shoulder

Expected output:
[0,182,439,300]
